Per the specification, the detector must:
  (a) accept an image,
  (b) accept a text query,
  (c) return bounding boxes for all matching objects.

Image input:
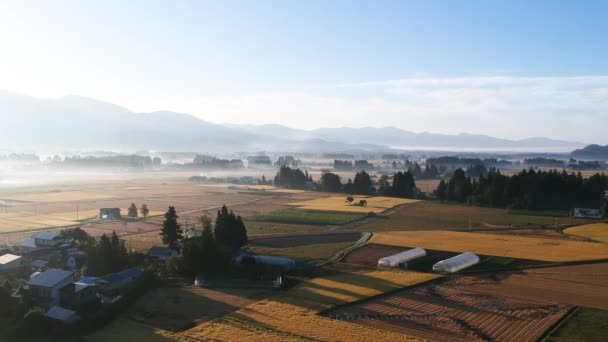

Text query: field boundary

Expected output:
[319,232,372,266]
[539,306,580,342]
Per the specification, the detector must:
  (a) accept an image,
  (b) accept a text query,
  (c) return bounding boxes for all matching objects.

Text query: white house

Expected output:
[26,269,74,307]
[0,254,22,271]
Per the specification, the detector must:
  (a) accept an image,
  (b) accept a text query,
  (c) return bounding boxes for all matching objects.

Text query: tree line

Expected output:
[437,168,608,210]
[320,169,418,198]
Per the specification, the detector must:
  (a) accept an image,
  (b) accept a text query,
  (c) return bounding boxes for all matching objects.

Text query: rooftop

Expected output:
[45,306,78,321]
[18,238,37,249]
[33,231,62,241]
[0,254,21,265]
[100,268,142,284]
[26,269,73,288]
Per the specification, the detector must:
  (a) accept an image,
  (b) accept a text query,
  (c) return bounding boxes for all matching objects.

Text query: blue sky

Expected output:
[0,0,607,142]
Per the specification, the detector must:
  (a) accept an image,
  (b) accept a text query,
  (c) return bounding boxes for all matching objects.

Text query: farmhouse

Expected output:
[34,231,66,247]
[60,277,101,311]
[0,254,22,271]
[98,268,143,296]
[26,269,74,307]
[99,208,121,219]
[147,246,178,265]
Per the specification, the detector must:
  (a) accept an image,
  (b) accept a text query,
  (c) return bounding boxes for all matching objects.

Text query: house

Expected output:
[33,231,65,247]
[99,208,121,220]
[0,254,22,271]
[98,268,143,295]
[60,277,101,311]
[31,259,50,271]
[66,253,86,271]
[147,246,178,265]
[26,269,74,307]
[45,306,80,323]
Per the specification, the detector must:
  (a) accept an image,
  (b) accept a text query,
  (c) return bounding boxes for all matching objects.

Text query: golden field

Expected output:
[565,223,608,243]
[289,196,421,213]
[181,270,436,342]
[371,230,608,262]
[1,191,116,203]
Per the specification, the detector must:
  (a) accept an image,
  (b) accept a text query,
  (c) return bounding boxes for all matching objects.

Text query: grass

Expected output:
[355,201,593,232]
[181,270,436,342]
[249,209,365,226]
[544,307,608,342]
[371,230,608,262]
[564,223,608,243]
[247,242,354,261]
[288,196,420,213]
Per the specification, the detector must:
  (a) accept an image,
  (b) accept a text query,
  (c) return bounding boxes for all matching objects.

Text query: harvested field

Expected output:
[371,230,608,262]
[249,232,361,248]
[244,221,330,236]
[181,270,437,341]
[416,179,441,194]
[564,223,608,243]
[249,209,365,225]
[355,201,593,232]
[344,243,460,272]
[289,196,421,213]
[327,281,570,342]
[474,228,591,241]
[1,190,116,203]
[545,307,608,342]
[248,241,355,261]
[445,263,608,310]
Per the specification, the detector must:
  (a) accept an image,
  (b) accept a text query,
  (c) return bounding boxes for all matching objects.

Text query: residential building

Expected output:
[60,277,101,311]
[0,254,22,271]
[26,269,74,307]
[147,246,178,265]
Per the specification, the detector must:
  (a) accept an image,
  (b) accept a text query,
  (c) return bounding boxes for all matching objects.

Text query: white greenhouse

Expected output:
[377,247,427,268]
[432,252,480,273]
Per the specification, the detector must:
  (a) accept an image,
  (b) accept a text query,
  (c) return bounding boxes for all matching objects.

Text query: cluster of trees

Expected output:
[333,160,353,171]
[275,156,298,167]
[58,155,161,169]
[437,168,608,210]
[127,203,149,218]
[408,162,440,179]
[274,166,312,189]
[192,155,244,169]
[84,231,128,276]
[168,205,248,276]
[523,158,564,168]
[377,171,418,198]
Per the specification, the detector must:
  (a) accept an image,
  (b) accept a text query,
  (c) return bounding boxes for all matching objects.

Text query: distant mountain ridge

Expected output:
[0,91,587,153]
[571,144,608,160]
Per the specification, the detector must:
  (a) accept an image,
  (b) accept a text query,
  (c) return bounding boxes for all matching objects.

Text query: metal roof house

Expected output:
[98,268,143,295]
[45,306,80,323]
[26,269,74,307]
[0,254,22,271]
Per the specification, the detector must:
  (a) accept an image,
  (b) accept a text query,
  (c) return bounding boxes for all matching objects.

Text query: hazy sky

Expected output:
[0,0,607,142]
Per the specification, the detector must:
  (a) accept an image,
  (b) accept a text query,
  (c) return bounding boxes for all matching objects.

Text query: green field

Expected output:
[247,242,354,261]
[544,307,608,342]
[249,209,365,226]
[356,201,592,232]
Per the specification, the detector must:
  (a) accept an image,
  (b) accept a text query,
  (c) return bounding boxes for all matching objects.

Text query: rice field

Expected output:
[249,209,365,225]
[1,191,116,203]
[371,230,608,262]
[289,196,420,213]
[181,270,438,341]
[564,223,608,243]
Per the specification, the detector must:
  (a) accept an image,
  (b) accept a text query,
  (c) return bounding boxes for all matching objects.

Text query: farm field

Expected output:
[244,221,331,236]
[181,270,438,341]
[355,201,593,232]
[564,223,608,243]
[197,183,306,193]
[249,232,362,248]
[327,281,570,342]
[343,244,461,272]
[248,241,355,261]
[544,307,608,342]
[0,190,116,203]
[249,208,365,225]
[445,263,608,309]
[371,230,608,262]
[474,228,591,241]
[288,196,420,213]
[415,179,441,194]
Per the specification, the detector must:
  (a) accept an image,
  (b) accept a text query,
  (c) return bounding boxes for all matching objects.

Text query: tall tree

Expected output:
[321,172,342,192]
[160,206,183,249]
[140,203,150,218]
[128,203,138,218]
[352,170,372,195]
[214,205,248,251]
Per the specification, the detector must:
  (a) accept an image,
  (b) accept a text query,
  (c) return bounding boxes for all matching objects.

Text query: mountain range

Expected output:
[0,91,586,153]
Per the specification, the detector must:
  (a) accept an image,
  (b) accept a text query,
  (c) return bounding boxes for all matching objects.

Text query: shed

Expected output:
[0,254,22,271]
[432,252,480,273]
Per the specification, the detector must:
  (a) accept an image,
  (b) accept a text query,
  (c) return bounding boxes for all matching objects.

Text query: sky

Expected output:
[0,0,607,143]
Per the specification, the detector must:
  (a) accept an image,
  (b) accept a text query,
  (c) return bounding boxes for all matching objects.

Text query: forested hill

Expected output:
[571,145,608,160]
